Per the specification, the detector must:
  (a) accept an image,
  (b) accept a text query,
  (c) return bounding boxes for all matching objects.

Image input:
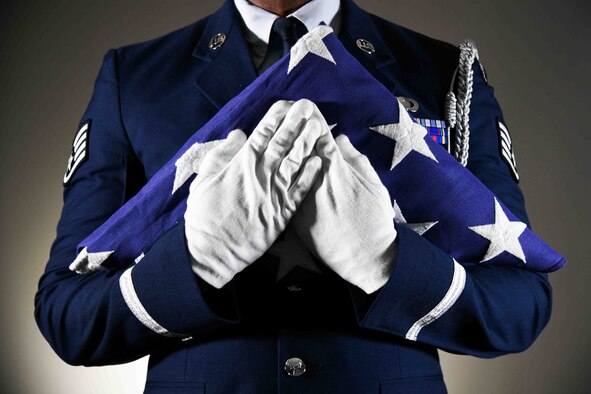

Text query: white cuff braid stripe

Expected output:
[119,267,187,338]
[405,259,466,341]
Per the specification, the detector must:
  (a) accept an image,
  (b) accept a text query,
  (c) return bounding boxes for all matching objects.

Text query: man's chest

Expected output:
[121,59,453,181]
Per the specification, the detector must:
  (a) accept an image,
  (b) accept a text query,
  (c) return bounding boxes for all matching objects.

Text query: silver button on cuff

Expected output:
[284,357,307,377]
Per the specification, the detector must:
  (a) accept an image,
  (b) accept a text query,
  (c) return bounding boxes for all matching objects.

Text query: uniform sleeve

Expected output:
[348,62,552,358]
[34,49,239,366]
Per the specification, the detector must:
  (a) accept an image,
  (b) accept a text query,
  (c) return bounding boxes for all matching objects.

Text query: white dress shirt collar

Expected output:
[234,0,341,44]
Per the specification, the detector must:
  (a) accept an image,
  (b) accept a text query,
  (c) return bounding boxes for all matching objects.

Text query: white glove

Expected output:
[184,99,324,288]
[292,125,398,294]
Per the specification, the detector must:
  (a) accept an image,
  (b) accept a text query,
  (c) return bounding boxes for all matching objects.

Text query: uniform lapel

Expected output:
[192,0,402,110]
[192,0,257,110]
[339,0,401,95]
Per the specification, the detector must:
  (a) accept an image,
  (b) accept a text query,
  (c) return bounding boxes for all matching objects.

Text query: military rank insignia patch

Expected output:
[63,120,91,185]
[497,118,519,182]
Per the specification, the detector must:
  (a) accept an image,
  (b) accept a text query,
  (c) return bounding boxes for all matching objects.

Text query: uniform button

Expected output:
[286,283,302,292]
[398,96,419,113]
[284,357,307,377]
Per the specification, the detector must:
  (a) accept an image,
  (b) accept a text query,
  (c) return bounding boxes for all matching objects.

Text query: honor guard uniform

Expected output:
[35,0,551,393]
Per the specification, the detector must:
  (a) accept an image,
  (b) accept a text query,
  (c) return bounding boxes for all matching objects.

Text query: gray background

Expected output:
[1,0,589,393]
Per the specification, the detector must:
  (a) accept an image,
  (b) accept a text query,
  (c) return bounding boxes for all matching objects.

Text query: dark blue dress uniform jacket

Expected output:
[35,0,552,392]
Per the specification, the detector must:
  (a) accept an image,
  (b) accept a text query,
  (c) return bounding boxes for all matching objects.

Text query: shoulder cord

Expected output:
[445,40,481,166]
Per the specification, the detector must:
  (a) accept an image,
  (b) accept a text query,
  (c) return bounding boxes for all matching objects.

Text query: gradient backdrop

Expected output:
[1,0,589,393]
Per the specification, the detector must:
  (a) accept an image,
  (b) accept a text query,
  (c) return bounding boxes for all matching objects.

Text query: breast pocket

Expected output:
[144,381,206,394]
[379,375,447,394]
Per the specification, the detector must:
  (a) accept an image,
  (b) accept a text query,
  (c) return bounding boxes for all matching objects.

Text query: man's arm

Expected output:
[348,62,552,357]
[34,49,239,366]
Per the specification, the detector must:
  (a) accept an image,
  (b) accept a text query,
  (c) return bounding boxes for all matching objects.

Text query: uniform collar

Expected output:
[234,0,341,44]
[191,0,398,109]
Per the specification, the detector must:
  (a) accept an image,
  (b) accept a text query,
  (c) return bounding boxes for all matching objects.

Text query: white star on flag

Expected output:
[370,103,438,170]
[468,197,528,263]
[172,139,225,194]
[268,225,323,282]
[393,200,438,235]
[69,247,114,274]
[288,25,336,74]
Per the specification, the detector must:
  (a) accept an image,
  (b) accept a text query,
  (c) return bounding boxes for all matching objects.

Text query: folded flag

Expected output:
[70,26,565,274]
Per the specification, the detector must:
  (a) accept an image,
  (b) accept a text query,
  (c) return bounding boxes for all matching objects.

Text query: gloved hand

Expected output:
[184,99,324,288]
[292,123,398,294]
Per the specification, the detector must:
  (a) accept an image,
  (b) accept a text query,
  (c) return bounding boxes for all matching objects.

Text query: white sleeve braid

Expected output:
[405,260,466,341]
[119,267,187,338]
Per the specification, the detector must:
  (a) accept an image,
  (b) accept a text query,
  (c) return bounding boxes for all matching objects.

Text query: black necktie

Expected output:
[260,17,308,71]
[271,16,308,56]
